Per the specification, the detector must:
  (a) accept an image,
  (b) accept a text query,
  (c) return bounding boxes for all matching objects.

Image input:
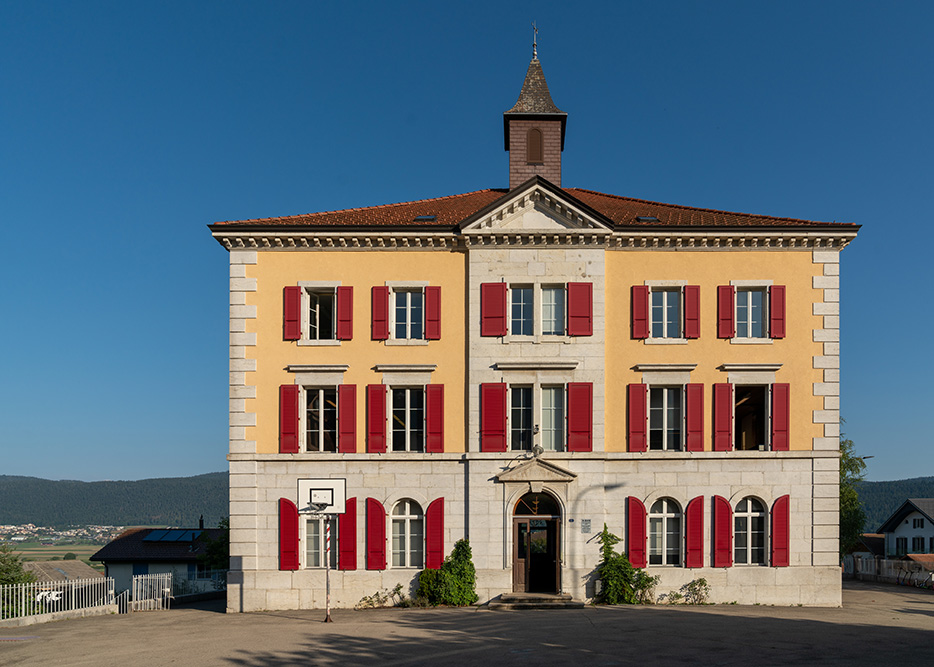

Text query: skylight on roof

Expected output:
[413,215,436,222]
[636,216,660,223]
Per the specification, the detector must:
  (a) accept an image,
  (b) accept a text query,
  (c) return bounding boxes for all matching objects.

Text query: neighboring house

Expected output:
[209,49,859,611]
[877,499,934,557]
[90,527,224,593]
[23,560,103,582]
[847,533,885,559]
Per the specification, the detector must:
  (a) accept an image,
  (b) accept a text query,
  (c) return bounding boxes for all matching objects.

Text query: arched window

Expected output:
[526,128,543,163]
[734,497,767,564]
[514,492,561,517]
[391,499,423,568]
[648,498,681,565]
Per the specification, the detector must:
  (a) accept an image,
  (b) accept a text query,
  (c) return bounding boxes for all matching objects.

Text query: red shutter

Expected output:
[771,383,790,451]
[567,282,593,336]
[684,496,704,568]
[278,498,300,571]
[480,383,508,452]
[338,384,356,453]
[771,494,790,567]
[283,286,301,341]
[426,384,444,453]
[713,495,733,568]
[279,384,300,453]
[425,498,445,570]
[631,285,650,339]
[336,286,353,340]
[627,497,647,568]
[717,285,735,338]
[371,286,390,340]
[769,285,786,339]
[627,384,647,452]
[366,498,386,570]
[713,383,733,452]
[338,497,357,571]
[480,283,507,336]
[567,382,593,452]
[684,285,700,339]
[425,286,441,340]
[366,384,386,453]
[685,383,704,452]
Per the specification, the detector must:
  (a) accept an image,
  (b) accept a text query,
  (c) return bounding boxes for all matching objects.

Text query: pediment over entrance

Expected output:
[496,457,577,484]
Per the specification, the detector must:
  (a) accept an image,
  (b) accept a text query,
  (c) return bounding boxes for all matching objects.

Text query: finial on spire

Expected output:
[532,21,538,60]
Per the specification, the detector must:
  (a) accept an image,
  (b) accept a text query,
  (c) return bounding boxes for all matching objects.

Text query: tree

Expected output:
[198,517,230,571]
[840,425,868,556]
[63,552,77,560]
[0,543,35,585]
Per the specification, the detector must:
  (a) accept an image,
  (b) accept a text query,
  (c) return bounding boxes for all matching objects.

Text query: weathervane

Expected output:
[532,21,538,59]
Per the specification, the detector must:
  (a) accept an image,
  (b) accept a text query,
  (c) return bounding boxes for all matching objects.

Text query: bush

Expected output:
[595,524,658,605]
[416,539,479,606]
[63,552,77,560]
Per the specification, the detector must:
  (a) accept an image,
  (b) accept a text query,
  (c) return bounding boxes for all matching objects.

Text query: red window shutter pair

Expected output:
[627,497,647,568]
[278,498,300,570]
[480,383,508,452]
[713,383,733,451]
[366,498,386,570]
[367,385,444,453]
[684,496,704,568]
[627,384,647,452]
[632,285,699,338]
[566,282,593,336]
[280,384,356,453]
[338,498,357,570]
[566,383,593,452]
[481,282,593,336]
[425,498,445,570]
[284,286,353,340]
[684,384,704,452]
[713,495,733,567]
[717,285,786,338]
[771,494,790,567]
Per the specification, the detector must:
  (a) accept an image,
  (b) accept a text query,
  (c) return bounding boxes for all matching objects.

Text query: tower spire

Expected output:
[532,21,538,60]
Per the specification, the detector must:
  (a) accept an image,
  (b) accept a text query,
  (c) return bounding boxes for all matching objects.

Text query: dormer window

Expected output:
[526,128,543,163]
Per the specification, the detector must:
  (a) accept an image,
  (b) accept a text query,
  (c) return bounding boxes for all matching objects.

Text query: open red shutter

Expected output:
[713,383,733,452]
[717,286,735,338]
[366,498,386,570]
[283,286,301,341]
[480,283,507,336]
[425,498,444,570]
[366,384,386,453]
[338,384,356,453]
[769,285,786,339]
[371,286,390,340]
[685,383,704,452]
[771,495,790,567]
[771,383,790,451]
[567,382,593,452]
[631,285,650,339]
[567,282,593,336]
[684,285,700,339]
[685,496,704,568]
[713,495,733,568]
[627,497,647,568]
[279,384,300,453]
[425,286,441,340]
[627,384,647,452]
[426,384,444,453]
[336,286,353,340]
[278,498,300,571]
[480,383,508,452]
[338,497,357,571]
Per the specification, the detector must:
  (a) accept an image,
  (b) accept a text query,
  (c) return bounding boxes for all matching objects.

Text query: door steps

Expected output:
[487,593,585,610]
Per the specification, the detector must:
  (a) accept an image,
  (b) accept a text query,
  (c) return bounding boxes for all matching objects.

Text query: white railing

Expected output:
[0,577,115,622]
[131,572,173,611]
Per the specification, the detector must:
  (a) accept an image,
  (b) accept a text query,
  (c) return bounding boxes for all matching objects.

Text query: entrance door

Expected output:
[512,517,560,593]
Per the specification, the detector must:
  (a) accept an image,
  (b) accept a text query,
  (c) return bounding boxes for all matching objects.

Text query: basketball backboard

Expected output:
[297,478,346,514]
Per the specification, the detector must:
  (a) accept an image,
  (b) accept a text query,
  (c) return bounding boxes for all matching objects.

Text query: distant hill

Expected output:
[858,476,934,533]
[0,472,227,528]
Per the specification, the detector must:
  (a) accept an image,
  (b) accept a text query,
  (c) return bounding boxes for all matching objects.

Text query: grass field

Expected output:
[11,542,105,571]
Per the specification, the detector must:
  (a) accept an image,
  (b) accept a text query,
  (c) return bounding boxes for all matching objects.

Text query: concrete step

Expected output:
[488,593,585,610]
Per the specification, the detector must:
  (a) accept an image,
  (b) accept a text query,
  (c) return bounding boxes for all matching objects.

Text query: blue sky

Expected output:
[1,1,930,482]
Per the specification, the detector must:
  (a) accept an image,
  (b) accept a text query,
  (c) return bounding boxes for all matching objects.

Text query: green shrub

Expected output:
[595,524,658,605]
[416,539,479,606]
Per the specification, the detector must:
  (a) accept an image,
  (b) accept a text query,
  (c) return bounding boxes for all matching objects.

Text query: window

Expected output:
[511,287,533,336]
[912,536,925,553]
[284,284,352,343]
[393,290,424,340]
[736,288,767,339]
[718,283,785,341]
[305,387,338,452]
[391,387,424,452]
[506,385,567,452]
[895,537,907,556]
[305,516,338,568]
[649,387,682,451]
[510,386,533,451]
[648,498,681,565]
[391,500,424,568]
[735,385,767,451]
[734,498,767,565]
[913,518,924,529]
[307,290,336,340]
[527,127,543,163]
[541,287,565,336]
[651,289,682,339]
[541,386,565,451]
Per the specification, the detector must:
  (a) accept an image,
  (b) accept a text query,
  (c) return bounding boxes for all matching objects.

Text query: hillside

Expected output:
[0,472,227,528]
[858,476,934,533]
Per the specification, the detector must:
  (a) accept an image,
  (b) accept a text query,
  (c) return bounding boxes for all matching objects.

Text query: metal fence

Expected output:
[847,556,934,589]
[131,572,173,611]
[0,577,115,622]
[171,568,227,597]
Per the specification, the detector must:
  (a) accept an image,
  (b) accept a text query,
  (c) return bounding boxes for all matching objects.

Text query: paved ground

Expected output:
[1,581,932,666]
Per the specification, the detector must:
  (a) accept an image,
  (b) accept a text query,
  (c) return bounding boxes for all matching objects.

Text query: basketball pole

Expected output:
[324,517,332,622]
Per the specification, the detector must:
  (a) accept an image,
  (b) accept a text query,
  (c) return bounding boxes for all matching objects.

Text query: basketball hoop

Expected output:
[296,478,347,623]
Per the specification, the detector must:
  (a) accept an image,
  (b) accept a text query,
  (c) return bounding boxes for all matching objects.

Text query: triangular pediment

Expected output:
[496,457,577,484]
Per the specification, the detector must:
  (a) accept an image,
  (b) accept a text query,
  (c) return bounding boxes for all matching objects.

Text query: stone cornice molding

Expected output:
[373,364,438,373]
[719,363,783,372]
[495,360,579,371]
[286,364,350,373]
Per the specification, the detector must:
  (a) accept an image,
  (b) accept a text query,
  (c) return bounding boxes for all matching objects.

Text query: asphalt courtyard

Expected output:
[2,581,932,666]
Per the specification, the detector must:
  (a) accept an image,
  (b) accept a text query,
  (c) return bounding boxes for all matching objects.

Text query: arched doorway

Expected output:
[512,492,561,593]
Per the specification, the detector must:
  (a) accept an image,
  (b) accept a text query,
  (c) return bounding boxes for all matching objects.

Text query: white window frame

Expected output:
[302,386,339,453]
[730,280,773,345]
[540,285,566,337]
[648,498,682,566]
[297,281,341,347]
[648,385,684,452]
[734,497,767,566]
[506,382,567,452]
[384,281,429,346]
[540,385,566,451]
[390,499,424,569]
[510,285,534,337]
[304,515,338,569]
[505,282,569,343]
[644,280,688,345]
[389,385,426,453]
[510,385,534,451]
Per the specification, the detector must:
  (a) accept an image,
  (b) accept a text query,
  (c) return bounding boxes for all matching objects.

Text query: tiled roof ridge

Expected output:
[214,188,507,226]
[567,187,853,226]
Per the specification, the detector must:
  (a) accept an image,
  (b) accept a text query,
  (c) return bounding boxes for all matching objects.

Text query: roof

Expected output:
[877,499,934,534]
[901,554,934,570]
[210,178,858,231]
[90,527,225,564]
[505,57,564,115]
[23,560,104,582]
[850,533,885,557]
